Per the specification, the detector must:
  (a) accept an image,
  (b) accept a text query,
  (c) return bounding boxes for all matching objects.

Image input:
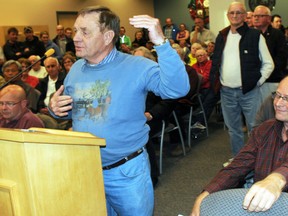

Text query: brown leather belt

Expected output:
[102,148,144,170]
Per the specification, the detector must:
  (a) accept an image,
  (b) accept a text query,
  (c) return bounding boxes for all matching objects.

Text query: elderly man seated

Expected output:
[191,76,288,215]
[0,84,44,129]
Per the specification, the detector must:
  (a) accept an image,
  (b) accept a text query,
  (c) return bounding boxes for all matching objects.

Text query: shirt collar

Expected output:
[85,47,118,67]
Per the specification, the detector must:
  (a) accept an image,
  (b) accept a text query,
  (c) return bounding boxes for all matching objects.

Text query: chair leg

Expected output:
[198,95,209,137]
[173,111,186,156]
[159,120,165,175]
[188,106,193,148]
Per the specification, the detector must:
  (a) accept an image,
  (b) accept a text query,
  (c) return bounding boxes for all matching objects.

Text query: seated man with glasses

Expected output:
[0,84,44,129]
[191,75,288,215]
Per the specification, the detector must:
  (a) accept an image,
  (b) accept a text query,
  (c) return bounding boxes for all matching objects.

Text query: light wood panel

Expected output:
[0,128,106,216]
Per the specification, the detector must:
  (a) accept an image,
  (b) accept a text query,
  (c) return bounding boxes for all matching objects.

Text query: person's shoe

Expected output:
[223,158,234,167]
[191,121,206,130]
[168,145,184,157]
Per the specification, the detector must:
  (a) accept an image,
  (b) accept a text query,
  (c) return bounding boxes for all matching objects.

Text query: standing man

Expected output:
[253,6,288,103]
[49,5,189,216]
[162,17,179,42]
[53,25,74,55]
[23,26,46,58]
[190,17,215,47]
[210,2,274,157]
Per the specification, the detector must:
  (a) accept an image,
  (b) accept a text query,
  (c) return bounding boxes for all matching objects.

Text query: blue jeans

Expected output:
[220,86,260,156]
[103,148,154,216]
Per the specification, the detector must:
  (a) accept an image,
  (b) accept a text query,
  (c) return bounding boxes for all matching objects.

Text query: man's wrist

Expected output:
[154,38,168,46]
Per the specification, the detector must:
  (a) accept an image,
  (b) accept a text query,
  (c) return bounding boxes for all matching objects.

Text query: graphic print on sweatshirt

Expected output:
[72,80,111,123]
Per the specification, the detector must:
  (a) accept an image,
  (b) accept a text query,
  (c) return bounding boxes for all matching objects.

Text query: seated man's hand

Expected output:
[49,85,73,117]
[190,191,209,216]
[243,173,286,212]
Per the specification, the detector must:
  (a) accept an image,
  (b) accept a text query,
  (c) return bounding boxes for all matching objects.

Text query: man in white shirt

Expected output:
[190,17,215,47]
[209,2,274,157]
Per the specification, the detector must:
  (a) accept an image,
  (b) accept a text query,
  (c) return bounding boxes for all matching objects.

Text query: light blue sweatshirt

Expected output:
[63,42,190,166]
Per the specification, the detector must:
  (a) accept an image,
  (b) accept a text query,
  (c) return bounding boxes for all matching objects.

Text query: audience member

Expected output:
[0,84,44,129]
[253,5,288,103]
[132,30,147,48]
[192,49,219,128]
[18,58,39,88]
[162,17,179,42]
[2,60,40,113]
[64,27,73,39]
[206,41,215,60]
[190,17,215,47]
[23,26,46,58]
[209,2,274,157]
[36,57,66,115]
[39,31,62,60]
[191,76,288,216]
[271,14,285,33]
[119,26,131,52]
[62,54,76,74]
[49,6,189,215]
[187,42,202,66]
[176,23,190,43]
[245,11,254,27]
[3,27,25,60]
[53,25,74,55]
[28,55,48,78]
[254,93,274,128]
[179,39,190,54]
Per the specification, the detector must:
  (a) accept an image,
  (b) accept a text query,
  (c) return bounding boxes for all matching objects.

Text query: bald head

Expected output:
[0,84,26,100]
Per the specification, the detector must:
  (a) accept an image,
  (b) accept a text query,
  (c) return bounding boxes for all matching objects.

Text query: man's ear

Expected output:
[104,30,115,45]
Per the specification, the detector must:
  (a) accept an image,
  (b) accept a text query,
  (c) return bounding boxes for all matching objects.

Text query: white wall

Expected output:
[209,0,245,36]
[0,0,154,40]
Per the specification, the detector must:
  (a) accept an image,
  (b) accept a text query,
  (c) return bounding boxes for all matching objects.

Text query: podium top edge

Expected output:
[0,128,106,146]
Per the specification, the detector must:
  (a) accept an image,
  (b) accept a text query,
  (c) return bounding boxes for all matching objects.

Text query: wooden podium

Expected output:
[0,128,107,216]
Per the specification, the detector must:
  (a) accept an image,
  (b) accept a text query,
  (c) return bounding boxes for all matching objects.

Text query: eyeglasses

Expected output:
[227,11,245,16]
[3,69,18,73]
[195,54,206,58]
[272,92,288,102]
[0,101,22,108]
[253,14,269,18]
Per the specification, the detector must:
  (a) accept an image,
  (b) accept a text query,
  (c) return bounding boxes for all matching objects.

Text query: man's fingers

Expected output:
[243,187,257,209]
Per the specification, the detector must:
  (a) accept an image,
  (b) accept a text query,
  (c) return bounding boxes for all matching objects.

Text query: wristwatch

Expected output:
[154,38,169,46]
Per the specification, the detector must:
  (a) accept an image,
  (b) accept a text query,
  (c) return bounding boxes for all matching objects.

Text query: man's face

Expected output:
[252,8,270,29]
[272,17,282,29]
[165,18,172,27]
[44,59,59,79]
[119,28,125,36]
[194,18,204,30]
[3,63,20,82]
[8,32,18,43]
[73,13,112,64]
[245,12,253,27]
[227,3,246,28]
[24,31,34,41]
[40,34,49,44]
[0,92,25,122]
[56,26,64,36]
[274,78,288,122]
[28,57,41,71]
[65,29,73,38]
